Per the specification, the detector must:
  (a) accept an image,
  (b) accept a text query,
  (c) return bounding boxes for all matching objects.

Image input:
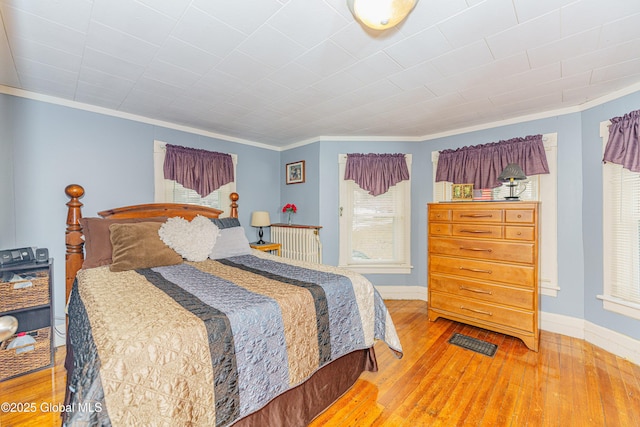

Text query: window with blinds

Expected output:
[601,121,640,320]
[153,141,237,215]
[338,154,412,274]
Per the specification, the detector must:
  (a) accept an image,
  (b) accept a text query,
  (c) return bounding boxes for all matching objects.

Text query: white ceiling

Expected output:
[1,0,639,148]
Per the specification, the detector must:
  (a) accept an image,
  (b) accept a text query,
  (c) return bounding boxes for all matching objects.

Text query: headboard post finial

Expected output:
[65,184,85,302]
[230,192,239,219]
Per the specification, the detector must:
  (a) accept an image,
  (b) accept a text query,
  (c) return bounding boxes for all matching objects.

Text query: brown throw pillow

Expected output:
[80,217,167,268]
[109,222,182,272]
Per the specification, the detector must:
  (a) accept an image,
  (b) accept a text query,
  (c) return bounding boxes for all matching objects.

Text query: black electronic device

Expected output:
[0,247,35,267]
[35,248,49,263]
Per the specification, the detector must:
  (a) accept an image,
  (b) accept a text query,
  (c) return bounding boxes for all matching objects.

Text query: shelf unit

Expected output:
[0,259,54,381]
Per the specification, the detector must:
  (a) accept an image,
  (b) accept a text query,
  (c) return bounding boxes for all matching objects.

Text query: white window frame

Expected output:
[153,140,237,216]
[432,133,559,297]
[599,120,640,320]
[338,153,413,274]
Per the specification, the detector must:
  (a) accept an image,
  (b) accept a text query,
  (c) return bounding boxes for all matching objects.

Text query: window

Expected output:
[432,133,559,297]
[600,121,640,320]
[153,140,237,215]
[338,154,412,274]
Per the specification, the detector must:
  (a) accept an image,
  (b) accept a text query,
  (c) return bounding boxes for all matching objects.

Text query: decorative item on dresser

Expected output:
[0,257,54,381]
[428,201,540,351]
[498,163,528,200]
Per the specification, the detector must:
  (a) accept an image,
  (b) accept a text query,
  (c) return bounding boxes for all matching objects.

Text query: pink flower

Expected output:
[282,203,297,213]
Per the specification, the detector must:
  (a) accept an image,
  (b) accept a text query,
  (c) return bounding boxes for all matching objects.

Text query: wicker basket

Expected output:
[0,270,49,312]
[0,327,51,381]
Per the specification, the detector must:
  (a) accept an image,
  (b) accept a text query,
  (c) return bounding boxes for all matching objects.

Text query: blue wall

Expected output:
[280,143,321,226]
[3,88,640,342]
[0,94,15,246]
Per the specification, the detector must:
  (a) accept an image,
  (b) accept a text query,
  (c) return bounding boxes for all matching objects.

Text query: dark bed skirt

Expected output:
[233,347,378,426]
[63,340,377,427]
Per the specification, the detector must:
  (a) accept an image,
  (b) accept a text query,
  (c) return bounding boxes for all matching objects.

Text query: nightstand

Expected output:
[250,242,281,256]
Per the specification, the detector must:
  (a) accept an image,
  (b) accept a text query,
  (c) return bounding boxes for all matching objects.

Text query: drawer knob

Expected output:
[518,214,522,218]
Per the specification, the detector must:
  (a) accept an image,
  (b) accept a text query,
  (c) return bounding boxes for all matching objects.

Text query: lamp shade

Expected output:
[498,163,527,182]
[347,0,418,30]
[251,211,271,227]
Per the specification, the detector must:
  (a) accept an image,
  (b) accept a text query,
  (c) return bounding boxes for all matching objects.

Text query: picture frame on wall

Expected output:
[286,160,305,185]
[452,183,474,201]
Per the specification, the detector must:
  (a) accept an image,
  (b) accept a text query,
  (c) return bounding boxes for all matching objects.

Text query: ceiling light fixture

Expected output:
[347,0,418,31]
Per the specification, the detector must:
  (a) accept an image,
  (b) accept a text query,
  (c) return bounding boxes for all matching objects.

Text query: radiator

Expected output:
[271,225,322,264]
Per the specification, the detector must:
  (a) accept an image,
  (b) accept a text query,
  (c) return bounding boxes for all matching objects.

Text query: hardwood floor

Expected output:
[0,347,66,427]
[310,300,640,427]
[2,300,639,426]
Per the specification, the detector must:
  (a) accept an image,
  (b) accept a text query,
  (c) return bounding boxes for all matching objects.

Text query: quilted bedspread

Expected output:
[66,250,402,426]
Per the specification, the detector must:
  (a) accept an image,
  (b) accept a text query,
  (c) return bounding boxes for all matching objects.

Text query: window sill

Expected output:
[540,280,560,297]
[338,264,413,275]
[597,294,640,321]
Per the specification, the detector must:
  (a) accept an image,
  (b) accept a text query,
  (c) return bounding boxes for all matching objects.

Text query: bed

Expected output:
[62,184,403,426]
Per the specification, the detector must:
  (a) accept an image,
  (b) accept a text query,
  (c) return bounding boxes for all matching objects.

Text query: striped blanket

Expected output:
[66,251,402,426]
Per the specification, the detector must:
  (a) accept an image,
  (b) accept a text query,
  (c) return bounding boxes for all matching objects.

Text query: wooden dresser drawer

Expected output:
[452,224,503,239]
[429,223,452,236]
[505,226,535,241]
[430,291,534,333]
[453,209,503,223]
[429,275,534,310]
[429,237,535,264]
[429,209,451,222]
[505,209,534,223]
[429,255,535,287]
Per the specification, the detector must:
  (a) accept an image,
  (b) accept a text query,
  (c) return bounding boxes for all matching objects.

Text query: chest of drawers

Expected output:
[427,202,540,351]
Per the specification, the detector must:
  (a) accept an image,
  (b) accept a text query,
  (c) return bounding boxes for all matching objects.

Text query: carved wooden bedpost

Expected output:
[65,184,85,303]
[230,192,239,219]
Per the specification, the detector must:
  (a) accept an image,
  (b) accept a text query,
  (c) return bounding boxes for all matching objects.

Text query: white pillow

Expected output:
[209,226,252,260]
[159,215,220,262]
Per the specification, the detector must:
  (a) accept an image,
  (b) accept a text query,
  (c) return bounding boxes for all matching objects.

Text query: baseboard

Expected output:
[377,286,640,365]
[54,322,66,347]
[584,320,640,366]
[539,311,585,339]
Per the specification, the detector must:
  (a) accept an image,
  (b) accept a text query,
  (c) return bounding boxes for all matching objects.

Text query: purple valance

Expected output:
[163,144,234,197]
[345,153,409,196]
[435,134,549,189]
[603,109,640,172]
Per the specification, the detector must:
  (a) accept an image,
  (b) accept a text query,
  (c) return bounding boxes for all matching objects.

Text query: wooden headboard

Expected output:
[64,184,239,302]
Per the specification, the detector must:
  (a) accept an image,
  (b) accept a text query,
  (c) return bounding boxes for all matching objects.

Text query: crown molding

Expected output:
[0,85,279,152]
[3,80,640,153]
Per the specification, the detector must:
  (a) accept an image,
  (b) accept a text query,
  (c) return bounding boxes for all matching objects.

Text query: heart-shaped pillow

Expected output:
[158,215,219,262]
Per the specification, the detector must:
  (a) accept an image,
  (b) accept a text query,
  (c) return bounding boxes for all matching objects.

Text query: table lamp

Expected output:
[498,163,527,200]
[251,211,271,244]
